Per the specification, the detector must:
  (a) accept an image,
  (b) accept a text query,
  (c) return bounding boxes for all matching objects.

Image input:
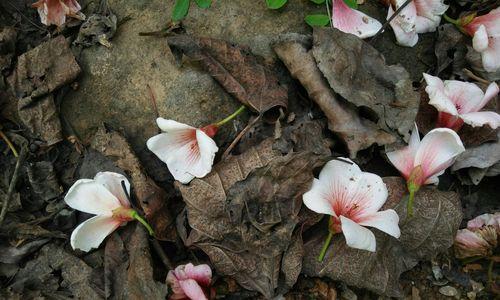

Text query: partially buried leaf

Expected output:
[305,14,330,27]
[91,126,175,241]
[0,239,50,264]
[18,94,62,146]
[273,39,395,158]
[302,177,462,297]
[177,138,328,298]
[266,0,288,9]
[194,0,211,8]
[312,28,420,140]
[172,0,190,22]
[167,35,288,121]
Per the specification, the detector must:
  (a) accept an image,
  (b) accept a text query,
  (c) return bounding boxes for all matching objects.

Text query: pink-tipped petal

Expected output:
[64,179,122,215]
[332,0,382,39]
[413,0,448,33]
[184,263,212,287]
[460,111,500,129]
[424,74,459,116]
[303,178,336,216]
[358,209,401,238]
[94,172,131,208]
[386,125,420,179]
[442,80,486,114]
[70,215,122,252]
[388,1,419,47]
[340,215,376,252]
[473,25,489,52]
[414,128,465,181]
[178,279,208,300]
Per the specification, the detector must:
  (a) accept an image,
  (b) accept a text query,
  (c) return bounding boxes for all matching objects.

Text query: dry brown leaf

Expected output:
[273,40,395,157]
[177,138,328,298]
[167,35,288,121]
[302,177,462,298]
[91,126,175,241]
[312,28,420,141]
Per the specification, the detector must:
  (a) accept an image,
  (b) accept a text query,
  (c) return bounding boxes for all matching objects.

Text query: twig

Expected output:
[369,0,413,45]
[221,115,261,160]
[0,146,27,227]
[463,68,490,85]
[0,130,18,157]
[147,84,160,120]
[150,238,173,270]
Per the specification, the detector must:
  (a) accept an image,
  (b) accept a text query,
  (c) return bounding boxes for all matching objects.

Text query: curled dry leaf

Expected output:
[273,40,395,157]
[302,177,462,297]
[90,126,175,241]
[177,137,328,298]
[435,24,467,76]
[167,35,288,121]
[312,28,420,141]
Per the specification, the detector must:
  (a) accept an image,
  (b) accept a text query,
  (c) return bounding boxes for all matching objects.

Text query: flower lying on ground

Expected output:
[461,8,500,72]
[166,263,213,300]
[32,0,84,27]
[424,73,500,131]
[147,106,245,184]
[303,158,400,259]
[65,172,153,252]
[386,125,464,216]
[331,0,382,38]
[388,0,448,47]
[454,213,499,258]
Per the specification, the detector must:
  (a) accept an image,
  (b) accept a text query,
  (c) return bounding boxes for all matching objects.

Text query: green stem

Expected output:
[215,105,246,127]
[443,14,460,26]
[487,258,494,289]
[0,130,18,157]
[131,210,155,236]
[318,231,334,262]
[407,190,415,218]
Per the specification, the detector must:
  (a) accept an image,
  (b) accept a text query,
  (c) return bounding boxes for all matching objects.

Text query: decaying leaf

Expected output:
[452,131,500,185]
[312,28,420,140]
[178,138,328,298]
[27,161,62,202]
[167,35,288,120]
[302,177,462,297]
[435,24,467,76]
[104,224,168,299]
[74,13,117,48]
[91,126,175,241]
[0,27,16,72]
[273,40,395,157]
[0,239,50,264]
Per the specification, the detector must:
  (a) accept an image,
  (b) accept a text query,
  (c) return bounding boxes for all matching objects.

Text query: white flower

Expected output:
[147,118,219,184]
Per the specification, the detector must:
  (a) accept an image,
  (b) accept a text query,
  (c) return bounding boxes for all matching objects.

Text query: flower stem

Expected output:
[487,258,494,289]
[0,130,18,157]
[131,210,155,236]
[443,14,460,26]
[215,105,246,127]
[318,231,334,262]
[407,190,415,218]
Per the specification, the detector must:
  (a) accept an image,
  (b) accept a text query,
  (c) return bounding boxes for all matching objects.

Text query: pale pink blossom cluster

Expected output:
[454,213,499,258]
[32,0,84,27]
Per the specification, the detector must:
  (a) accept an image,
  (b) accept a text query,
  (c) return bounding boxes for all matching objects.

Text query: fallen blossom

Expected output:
[303,158,400,256]
[386,125,464,215]
[388,0,448,47]
[454,213,499,258]
[65,172,152,252]
[166,263,213,300]
[331,0,382,39]
[424,73,500,131]
[462,8,500,72]
[32,0,84,27]
[147,118,219,184]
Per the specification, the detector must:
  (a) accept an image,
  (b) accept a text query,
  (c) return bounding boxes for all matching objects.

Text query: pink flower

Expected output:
[32,0,84,27]
[462,8,500,72]
[65,172,135,252]
[147,118,219,184]
[166,263,212,300]
[331,0,382,39]
[388,0,448,47]
[387,125,465,189]
[423,73,500,131]
[467,212,500,233]
[303,158,400,252]
[454,213,499,259]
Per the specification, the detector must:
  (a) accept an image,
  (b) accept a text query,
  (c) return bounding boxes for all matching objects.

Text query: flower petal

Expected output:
[332,0,382,39]
[184,263,212,287]
[474,82,500,112]
[424,73,459,116]
[358,209,400,238]
[460,111,500,129]
[414,128,465,181]
[413,0,448,32]
[156,118,195,132]
[386,124,420,179]
[473,25,489,52]
[94,172,131,208]
[178,279,208,300]
[388,1,419,47]
[303,178,336,216]
[480,37,500,73]
[443,80,487,114]
[340,216,376,252]
[70,215,122,252]
[65,179,122,215]
[195,130,219,176]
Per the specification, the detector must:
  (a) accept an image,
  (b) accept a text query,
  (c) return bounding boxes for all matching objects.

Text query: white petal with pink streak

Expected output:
[386,125,420,179]
[179,279,208,300]
[388,1,418,47]
[303,178,336,216]
[332,0,382,39]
